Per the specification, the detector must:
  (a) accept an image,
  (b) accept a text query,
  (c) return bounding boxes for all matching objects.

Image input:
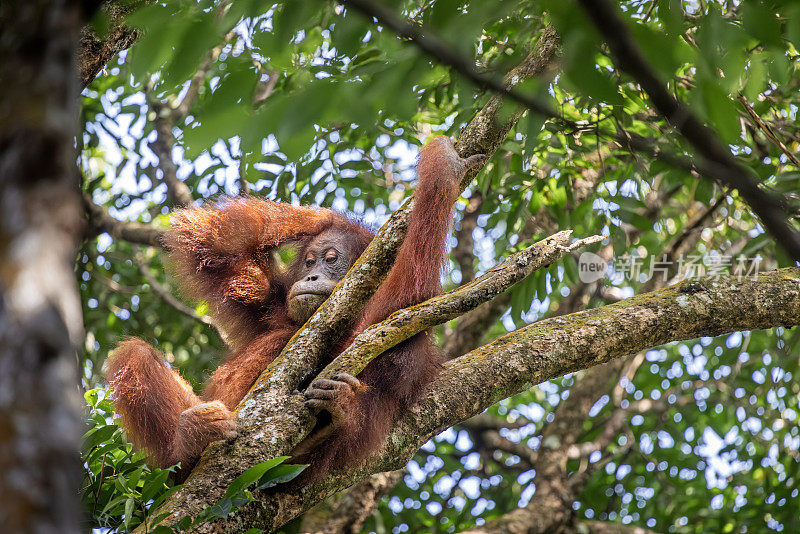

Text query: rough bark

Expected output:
[0,2,86,533]
[150,268,800,531]
[79,1,141,89]
[139,26,563,533]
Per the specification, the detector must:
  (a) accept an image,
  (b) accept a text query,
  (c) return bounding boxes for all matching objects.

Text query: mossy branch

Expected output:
[316,231,604,381]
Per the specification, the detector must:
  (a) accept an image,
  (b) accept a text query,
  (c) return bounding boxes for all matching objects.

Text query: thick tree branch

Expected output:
[577,0,800,260]
[396,268,800,462]
[155,268,799,531]
[140,28,563,532]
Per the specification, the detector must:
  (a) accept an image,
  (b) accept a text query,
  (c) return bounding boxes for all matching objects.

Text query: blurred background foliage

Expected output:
[80,0,800,532]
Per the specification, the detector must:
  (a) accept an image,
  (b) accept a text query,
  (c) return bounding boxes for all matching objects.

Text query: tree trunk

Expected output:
[0,2,86,533]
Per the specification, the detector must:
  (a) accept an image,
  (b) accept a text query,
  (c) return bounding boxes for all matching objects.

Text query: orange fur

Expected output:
[106,339,200,467]
[164,198,336,348]
[108,136,469,481]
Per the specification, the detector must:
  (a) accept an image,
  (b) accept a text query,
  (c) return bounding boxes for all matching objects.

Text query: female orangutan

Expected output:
[107,136,483,481]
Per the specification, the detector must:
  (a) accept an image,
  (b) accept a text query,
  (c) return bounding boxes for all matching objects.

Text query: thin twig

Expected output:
[737,94,800,169]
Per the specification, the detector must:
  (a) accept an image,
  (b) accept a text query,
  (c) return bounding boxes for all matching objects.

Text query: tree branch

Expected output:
[394,268,800,473]
[576,0,800,260]
[153,268,800,531]
[148,102,194,207]
[737,94,800,169]
[315,232,603,382]
[78,1,141,90]
[82,194,165,247]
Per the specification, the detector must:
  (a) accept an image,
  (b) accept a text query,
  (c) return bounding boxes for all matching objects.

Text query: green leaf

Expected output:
[525,109,547,146]
[204,497,233,521]
[741,2,782,49]
[658,0,684,36]
[124,496,135,530]
[632,24,684,77]
[163,15,221,88]
[743,52,768,101]
[140,470,170,503]
[183,103,249,158]
[332,13,368,57]
[82,424,119,452]
[224,456,291,499]
[700,82,739,145]
[255,463,309,490]
[174,514,194,530]
[274,1,318,44]
[787,6,800,50]
[126,5,182,81]
[767,49,791,86]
